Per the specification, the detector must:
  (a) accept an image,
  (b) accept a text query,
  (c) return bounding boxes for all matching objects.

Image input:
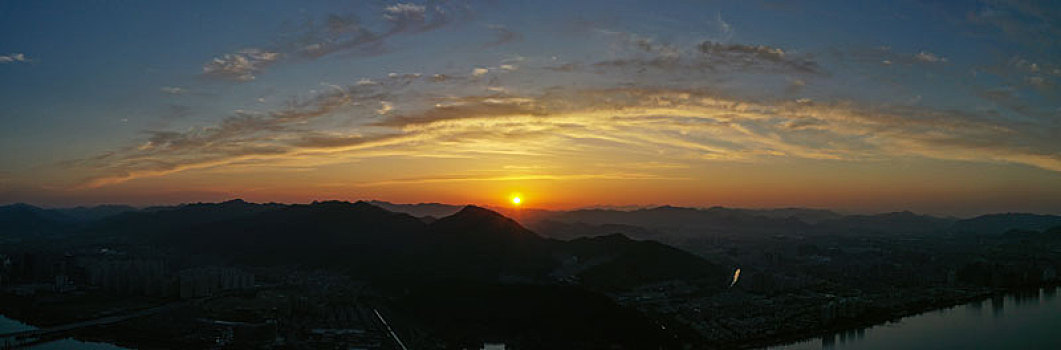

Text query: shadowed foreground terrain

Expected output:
[2,200,1061,349]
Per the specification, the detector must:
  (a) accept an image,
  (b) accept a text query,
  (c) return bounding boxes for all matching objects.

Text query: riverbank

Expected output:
[0,290,167,328]
[3,283,1058,349]
[0,314,128,350]
[744,284,1059,350]
[0,290,178,349]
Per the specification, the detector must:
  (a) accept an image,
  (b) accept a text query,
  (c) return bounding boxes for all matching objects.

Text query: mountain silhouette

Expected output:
[559,233,729,291]
[86,199,284,239]
[0,203,76,236]
[953,213,1061,235]
[814,211,955,235]
[55,204,138,221]
[416,205,556,282]
[368,200,464,218]
[59,200,731,292]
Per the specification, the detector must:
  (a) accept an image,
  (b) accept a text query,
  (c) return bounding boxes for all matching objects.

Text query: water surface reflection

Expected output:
[769,286,1061,350]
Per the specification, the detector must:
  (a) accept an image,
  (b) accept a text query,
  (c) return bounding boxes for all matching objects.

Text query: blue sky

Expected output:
[1,0,1059,215]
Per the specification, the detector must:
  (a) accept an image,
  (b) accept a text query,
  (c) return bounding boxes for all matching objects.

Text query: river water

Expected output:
[767,286,1061,350]
[0,315,126,349]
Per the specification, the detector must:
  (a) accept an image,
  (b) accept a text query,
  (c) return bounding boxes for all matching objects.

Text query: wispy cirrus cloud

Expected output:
[965,0,1061,50]
[372,95,542,127]
[382,3,453,34]
[588,29,822,76]
[160,104,193,120]
[696,41,820,73]
[356,172,681,187]
[67,86,363,187]
[201,49,280,81]
[200,2,471,82]
[483,24,524,47]
[0,53,30,63]
[44,6,1061,191]
[914,50,947,63]
[61,81,1061,189]
[160,86,188,95]
[835,46,952,67]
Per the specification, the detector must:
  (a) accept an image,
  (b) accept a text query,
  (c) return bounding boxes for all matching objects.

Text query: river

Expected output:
[0,315,126,349]
[767,286,1061,349]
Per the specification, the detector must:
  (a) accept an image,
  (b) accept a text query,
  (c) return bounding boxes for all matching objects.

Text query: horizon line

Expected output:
[4,198,1059,219]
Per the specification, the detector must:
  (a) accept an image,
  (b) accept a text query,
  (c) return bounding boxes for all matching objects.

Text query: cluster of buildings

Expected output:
[0,249,255,299]
[177,267,255,299]
[83,258,169,296]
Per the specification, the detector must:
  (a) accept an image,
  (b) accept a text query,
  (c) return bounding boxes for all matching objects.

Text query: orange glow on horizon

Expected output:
[17,156,1061,218]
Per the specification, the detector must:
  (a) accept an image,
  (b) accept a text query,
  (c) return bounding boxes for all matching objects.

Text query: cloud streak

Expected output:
[201,49,280,81]
[588,33,822,76]
[356,172,681,187]
[200,1,471,82]
[914,50,947,63]
[696,41,820,73]
[44,9,1061,192]
[160,86,188,95]
[0,53,30,63]
[63,83,1061,189]
[483,24,524,47]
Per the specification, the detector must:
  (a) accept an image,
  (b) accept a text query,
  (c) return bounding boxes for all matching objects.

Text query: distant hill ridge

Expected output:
[2,200,1059,239]
[1,200,730,291]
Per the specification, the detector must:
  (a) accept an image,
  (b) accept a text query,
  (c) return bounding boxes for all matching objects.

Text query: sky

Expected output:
[1,0,1059,216]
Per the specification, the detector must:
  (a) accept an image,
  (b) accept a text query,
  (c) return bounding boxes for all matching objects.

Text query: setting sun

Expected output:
[511,196,522,206]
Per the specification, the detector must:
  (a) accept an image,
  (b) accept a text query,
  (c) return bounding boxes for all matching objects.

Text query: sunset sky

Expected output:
[1,0,1059,216]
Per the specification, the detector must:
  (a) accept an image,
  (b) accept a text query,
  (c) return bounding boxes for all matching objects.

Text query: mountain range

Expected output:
[3,199,1061,348]
[1,199,730,292]
[4,200,1060,241]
